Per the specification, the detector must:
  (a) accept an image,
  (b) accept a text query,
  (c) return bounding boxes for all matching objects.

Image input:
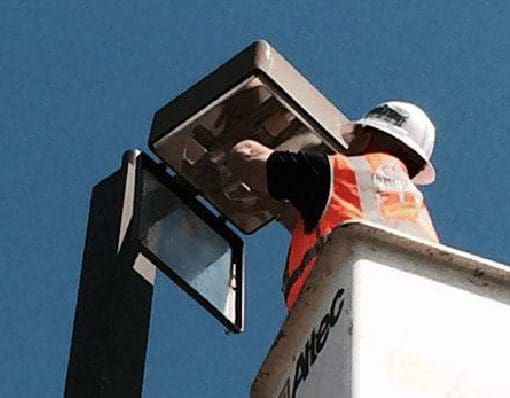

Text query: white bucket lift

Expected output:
[251,221,510,398]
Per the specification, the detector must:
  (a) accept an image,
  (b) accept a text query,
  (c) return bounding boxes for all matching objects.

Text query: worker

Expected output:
[227,101,439,309]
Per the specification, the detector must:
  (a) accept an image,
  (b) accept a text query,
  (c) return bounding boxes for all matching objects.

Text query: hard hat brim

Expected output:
[341,119,435,185]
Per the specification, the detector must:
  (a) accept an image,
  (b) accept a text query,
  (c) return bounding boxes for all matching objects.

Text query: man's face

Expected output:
[342,125,373,155]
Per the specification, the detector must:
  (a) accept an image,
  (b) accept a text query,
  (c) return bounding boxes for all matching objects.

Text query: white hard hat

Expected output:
[341,101,436,185]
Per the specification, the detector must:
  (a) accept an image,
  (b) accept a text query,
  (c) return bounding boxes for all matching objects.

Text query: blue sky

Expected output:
[1,1,509,397]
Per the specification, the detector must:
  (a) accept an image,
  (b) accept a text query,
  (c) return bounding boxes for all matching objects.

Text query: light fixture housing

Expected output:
[149,40,348,233]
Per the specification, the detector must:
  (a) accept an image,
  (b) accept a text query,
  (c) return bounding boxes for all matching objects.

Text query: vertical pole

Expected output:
[65,153,155,398]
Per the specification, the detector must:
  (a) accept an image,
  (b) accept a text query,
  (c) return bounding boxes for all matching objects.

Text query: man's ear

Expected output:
[345,128,371,155]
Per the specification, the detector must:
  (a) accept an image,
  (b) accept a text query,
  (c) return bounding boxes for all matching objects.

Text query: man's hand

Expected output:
[227,140,274,194]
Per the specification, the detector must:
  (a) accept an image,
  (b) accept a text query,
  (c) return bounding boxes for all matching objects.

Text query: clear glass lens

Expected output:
[138,168,236,319]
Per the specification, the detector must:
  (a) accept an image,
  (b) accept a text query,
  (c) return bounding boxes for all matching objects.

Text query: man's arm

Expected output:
[266,150,330,232]
[228,140,331,233]
[227,140,274,194]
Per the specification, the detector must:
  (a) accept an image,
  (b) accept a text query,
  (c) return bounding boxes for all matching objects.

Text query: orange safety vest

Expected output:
[283,153,438,309]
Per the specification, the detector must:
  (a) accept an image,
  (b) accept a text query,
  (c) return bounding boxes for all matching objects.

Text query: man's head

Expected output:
[341,101,436,185]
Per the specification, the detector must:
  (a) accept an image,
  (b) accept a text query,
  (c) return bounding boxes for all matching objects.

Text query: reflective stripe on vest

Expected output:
[282,154,438,308]
[348,155,438,242]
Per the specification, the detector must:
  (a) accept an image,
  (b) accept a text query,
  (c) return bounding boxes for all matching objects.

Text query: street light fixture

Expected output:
[149,40,349,233]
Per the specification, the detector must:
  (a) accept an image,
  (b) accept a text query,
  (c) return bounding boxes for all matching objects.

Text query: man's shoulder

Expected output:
[328,153,350,163]
[330,153,410,176]
[329,153,361,169]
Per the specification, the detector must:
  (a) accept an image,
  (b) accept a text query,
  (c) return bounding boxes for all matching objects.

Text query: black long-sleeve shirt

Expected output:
[266,151,330,232]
